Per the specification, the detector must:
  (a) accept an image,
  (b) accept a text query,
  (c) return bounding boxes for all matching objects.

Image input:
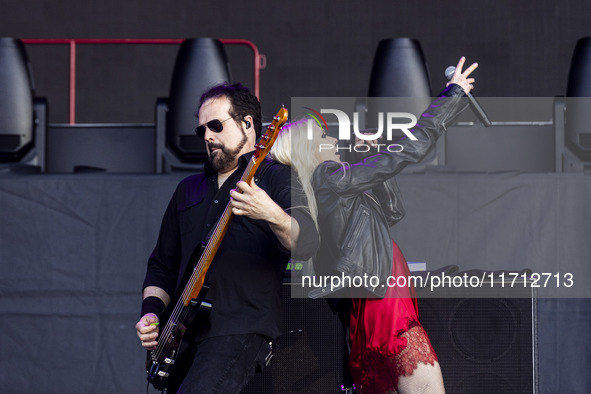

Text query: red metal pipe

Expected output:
[219,39,261,98]
[69,41,76,124]
[21,38,262,124]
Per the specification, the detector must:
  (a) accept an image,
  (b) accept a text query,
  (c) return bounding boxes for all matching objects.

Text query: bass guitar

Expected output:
[146,107,288,391]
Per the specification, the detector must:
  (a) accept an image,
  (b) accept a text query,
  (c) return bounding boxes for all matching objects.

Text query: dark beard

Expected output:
[207,131,248,173]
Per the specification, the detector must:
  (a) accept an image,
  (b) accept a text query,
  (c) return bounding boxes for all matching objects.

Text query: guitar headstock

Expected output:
[253,107,288,160]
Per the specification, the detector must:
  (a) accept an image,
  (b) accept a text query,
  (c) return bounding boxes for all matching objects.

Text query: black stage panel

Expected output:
[0,173,589,393]
[445,122,555,173]
[242,284,347,393]
[46,124,156,173]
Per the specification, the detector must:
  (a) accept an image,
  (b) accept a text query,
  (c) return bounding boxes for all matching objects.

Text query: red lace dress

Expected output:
[348,240,438,393]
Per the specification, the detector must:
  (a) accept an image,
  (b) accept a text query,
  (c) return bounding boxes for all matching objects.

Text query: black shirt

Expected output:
[143,151,318,340]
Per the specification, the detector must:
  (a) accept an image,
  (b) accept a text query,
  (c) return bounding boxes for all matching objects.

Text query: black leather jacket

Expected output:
[309,84,468,298]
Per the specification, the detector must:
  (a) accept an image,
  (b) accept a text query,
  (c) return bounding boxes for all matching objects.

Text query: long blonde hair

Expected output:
[270,118,322,228]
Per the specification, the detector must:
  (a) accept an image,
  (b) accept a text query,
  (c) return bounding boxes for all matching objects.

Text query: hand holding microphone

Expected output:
[445,56,492,127]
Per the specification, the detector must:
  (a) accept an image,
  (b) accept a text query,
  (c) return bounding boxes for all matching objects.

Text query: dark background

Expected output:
[1,0,590,124]
[1,1,591,393]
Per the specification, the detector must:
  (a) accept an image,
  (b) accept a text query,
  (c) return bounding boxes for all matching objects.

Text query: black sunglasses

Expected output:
[195,115,237,139]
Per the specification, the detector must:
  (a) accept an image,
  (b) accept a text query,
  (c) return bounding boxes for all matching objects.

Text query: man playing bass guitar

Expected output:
[135,83,319,393]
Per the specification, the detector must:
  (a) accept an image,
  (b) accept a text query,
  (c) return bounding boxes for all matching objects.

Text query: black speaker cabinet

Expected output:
[417,283,538,394]
[242,284,347,393]
[166,38,231,163]
[0,38,35,161]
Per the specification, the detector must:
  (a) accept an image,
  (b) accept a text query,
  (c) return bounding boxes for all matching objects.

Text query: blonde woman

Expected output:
[270,57,477,394]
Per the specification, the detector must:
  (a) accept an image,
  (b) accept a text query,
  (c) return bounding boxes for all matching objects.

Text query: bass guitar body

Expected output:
[146,287,212,391]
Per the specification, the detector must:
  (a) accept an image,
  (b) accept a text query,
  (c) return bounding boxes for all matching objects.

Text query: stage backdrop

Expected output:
[1,0,591,124]
[0,172,590,393]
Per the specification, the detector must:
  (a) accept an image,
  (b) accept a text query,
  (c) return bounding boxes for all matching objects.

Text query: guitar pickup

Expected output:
[164,358,175,365]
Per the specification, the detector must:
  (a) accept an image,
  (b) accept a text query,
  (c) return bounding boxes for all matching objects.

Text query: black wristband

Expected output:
[141,296,166,318]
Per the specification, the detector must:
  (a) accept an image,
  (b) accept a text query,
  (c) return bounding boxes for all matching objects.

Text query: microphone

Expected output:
[445,66,492,127]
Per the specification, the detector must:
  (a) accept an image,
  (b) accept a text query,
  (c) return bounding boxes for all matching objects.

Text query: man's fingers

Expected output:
[139,330,159,341]
[139,324,158,334]
[230,189,246,203]
[142,340,158,350]
[231,200,245,211]
[235,181,251,192]
[249,178,260,189]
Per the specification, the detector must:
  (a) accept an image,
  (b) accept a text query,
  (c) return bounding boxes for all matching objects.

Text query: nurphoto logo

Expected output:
[305,107,418,153]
